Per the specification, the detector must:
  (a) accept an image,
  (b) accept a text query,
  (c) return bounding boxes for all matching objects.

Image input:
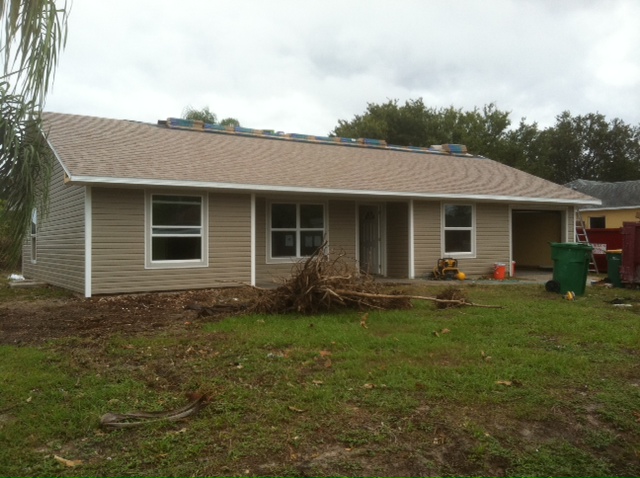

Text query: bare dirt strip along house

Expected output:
[22,113,599,297]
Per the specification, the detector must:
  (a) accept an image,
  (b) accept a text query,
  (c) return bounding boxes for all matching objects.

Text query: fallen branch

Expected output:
[100,395,209,429]
[332,289,503,308]
[195,246,501,315]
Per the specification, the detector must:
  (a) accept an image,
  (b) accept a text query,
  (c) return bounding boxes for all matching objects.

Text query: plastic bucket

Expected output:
[494,263,506,280]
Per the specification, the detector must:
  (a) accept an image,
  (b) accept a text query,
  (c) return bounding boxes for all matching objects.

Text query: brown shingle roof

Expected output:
[43,112,598,205]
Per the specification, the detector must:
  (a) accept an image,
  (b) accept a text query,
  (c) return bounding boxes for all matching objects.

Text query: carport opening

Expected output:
[512,210,562,270]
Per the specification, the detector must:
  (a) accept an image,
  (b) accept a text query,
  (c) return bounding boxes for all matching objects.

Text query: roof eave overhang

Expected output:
[44,131,75,179]
[63,175,603,206]
[579,204,638,212]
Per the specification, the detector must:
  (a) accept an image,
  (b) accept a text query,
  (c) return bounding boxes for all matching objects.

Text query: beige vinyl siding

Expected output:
[412,200,441,279]
[418,203,568,276]
[91,188,144,294]
[255,197,358,286]
[386,202,409,278]
[459,202,511,276]
[210,193,252,282]
[328,200,356,259]
[91,188,251,294]
[413,201,511,278]
[22,160,85,293]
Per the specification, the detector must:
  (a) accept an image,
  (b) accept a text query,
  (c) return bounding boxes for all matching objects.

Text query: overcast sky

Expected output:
[45,0,640,136]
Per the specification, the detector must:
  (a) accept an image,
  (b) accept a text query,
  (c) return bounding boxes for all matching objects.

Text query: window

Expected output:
[146,194,207,268]
[443,204,475,256]
[269,203,325,260]
[589,216,605,228]
[30,208,37,263]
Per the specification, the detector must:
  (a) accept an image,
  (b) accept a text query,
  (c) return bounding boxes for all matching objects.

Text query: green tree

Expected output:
[332,98,640,186]
[0,0,69,267]
[182,105,240,127]
[333,98,430,147]
[500,120,542,170]
[219,117,240,127]
[332,99,512,158]
[537,112,640,184]
[601,118,640,181]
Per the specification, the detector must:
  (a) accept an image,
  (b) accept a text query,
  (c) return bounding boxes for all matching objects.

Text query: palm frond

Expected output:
[1,0,69,103]
[0,84,52,266]
[0,0,68,267]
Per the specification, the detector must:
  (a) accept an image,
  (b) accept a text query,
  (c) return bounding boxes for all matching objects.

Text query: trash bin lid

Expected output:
[550,242,593,250]
[606,249,622,254]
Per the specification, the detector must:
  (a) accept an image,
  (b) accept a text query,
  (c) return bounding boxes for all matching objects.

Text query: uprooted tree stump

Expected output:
[196,245,501,317]
[248,247,411,314]
[435,287,470,309]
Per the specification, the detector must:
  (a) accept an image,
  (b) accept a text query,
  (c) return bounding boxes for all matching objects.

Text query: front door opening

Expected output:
[359,205,381,275]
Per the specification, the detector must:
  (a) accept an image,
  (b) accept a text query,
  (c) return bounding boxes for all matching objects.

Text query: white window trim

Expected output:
[266,200,327,264]
[441,203,476,258]
[144,191,209,269]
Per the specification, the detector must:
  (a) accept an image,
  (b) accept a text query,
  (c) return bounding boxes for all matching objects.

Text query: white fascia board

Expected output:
[64,175,602,206]
[45,137,73,179]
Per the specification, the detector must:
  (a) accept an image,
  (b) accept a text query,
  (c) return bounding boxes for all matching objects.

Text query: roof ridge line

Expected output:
[162,117,474,157]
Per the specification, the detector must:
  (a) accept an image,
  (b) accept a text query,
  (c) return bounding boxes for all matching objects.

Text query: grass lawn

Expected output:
[0,278,639,476]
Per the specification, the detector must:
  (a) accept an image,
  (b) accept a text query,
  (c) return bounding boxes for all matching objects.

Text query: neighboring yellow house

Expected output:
[566,179,640,228]
[580,209,640,229]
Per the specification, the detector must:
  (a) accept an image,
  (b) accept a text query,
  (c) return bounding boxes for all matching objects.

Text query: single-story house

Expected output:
[23,113,599,297]
[565,179,640,228]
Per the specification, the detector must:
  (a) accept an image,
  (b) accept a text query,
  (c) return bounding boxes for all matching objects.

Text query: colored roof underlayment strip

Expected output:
[163,117,474,158]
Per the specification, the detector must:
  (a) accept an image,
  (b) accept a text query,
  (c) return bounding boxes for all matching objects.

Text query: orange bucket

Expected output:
[494,263,506,280]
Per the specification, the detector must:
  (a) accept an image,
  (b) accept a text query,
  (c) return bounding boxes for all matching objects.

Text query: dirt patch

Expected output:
[0,287,254,345]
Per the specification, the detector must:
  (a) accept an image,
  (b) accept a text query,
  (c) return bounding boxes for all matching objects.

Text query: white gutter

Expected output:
[579,205,639,212]
[63,175,602,206]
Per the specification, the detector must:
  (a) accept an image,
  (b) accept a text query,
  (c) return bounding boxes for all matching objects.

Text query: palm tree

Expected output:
[0,0,69,266]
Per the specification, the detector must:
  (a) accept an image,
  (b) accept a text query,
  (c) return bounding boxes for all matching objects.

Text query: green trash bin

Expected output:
[548,242,593,296]
[606,249,623,288]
